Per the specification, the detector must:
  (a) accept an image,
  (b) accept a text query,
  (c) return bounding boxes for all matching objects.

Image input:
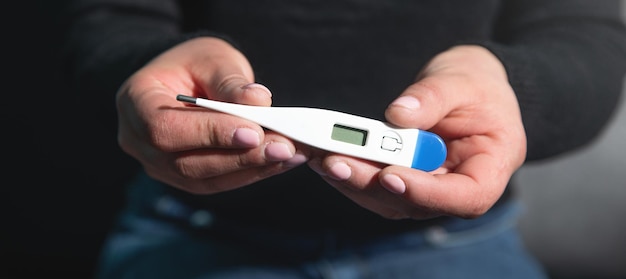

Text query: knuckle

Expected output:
[174,158,205,180]
[236,149,265,168]
[145,113,178,152]
[205,121,230,147]
[463,198,492,219]
[214,74,248,99]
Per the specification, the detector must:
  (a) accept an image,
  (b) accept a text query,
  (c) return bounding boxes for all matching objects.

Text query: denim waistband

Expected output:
[137,191,520,262]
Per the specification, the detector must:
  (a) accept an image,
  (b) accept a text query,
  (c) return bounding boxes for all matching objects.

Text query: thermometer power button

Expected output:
[381,134,403,152]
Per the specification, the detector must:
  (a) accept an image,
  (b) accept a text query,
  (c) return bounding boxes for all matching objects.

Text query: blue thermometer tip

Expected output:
[411,131,447,172]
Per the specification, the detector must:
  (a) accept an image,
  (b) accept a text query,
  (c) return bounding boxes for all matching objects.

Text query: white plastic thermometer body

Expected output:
[177,95,447,172]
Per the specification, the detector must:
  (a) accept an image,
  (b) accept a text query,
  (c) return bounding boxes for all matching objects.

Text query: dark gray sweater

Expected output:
[61,0,626,232]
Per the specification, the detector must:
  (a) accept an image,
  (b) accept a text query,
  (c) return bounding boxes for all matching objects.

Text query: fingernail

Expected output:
[391,96,420,110]
[381,174,406,194]
[265,142,294,161]
[329,162,351,181]
[241,83,272,97]
[233,128,261,147]
[283,152,308,167]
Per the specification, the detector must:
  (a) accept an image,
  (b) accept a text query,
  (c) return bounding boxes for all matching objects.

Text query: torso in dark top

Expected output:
[165,0,508,232]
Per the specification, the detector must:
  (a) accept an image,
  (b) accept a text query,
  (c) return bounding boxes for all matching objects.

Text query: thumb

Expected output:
[384,77,455,131]
[189,38,273,106]
[208,72,273,107]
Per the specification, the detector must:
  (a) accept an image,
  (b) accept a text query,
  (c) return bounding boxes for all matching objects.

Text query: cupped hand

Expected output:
[309,45,527,220]
[116,37,308,194]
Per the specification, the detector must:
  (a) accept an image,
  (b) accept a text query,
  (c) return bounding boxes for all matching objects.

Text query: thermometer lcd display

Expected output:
[331,124,367,146]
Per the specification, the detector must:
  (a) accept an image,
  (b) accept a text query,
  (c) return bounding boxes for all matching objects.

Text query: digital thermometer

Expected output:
[177,95,447,171]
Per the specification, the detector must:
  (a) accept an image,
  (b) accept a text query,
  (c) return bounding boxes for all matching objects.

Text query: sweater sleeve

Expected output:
[60,0,234,106]
[62,0,181,97]
[481,0,626,161]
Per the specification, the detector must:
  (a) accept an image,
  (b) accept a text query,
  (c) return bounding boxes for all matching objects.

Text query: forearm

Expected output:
[485,0,626,161]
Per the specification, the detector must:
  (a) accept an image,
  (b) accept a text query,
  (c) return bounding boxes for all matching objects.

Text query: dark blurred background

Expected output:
[2,2,139,278]
[2,1,625,279]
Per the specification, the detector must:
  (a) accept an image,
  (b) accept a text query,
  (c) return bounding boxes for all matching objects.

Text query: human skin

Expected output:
[116,37,526,220]
[311,45,527,220]
[117,37,307,194]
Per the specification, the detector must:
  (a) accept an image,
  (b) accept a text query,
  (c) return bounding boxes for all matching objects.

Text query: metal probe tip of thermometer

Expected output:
[176,94,446,171]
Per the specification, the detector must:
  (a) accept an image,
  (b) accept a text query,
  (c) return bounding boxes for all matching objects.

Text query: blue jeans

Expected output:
[96,174,548,279]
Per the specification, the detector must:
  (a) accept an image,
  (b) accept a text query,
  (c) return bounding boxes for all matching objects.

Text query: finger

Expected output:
[185,39,273,106]
[310,153,385,185]
[200,68,273,106]
[384,48,516,138]
[212,78,273,107]
[154,151,308,195]
[321,175,412,220]
[379,152,510,219]
[126,90,268,153]
[315,164,405,220]
[384,76,465,132]
[309,154,414,219]
[175,132,302,176]
[313,155,444,220]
